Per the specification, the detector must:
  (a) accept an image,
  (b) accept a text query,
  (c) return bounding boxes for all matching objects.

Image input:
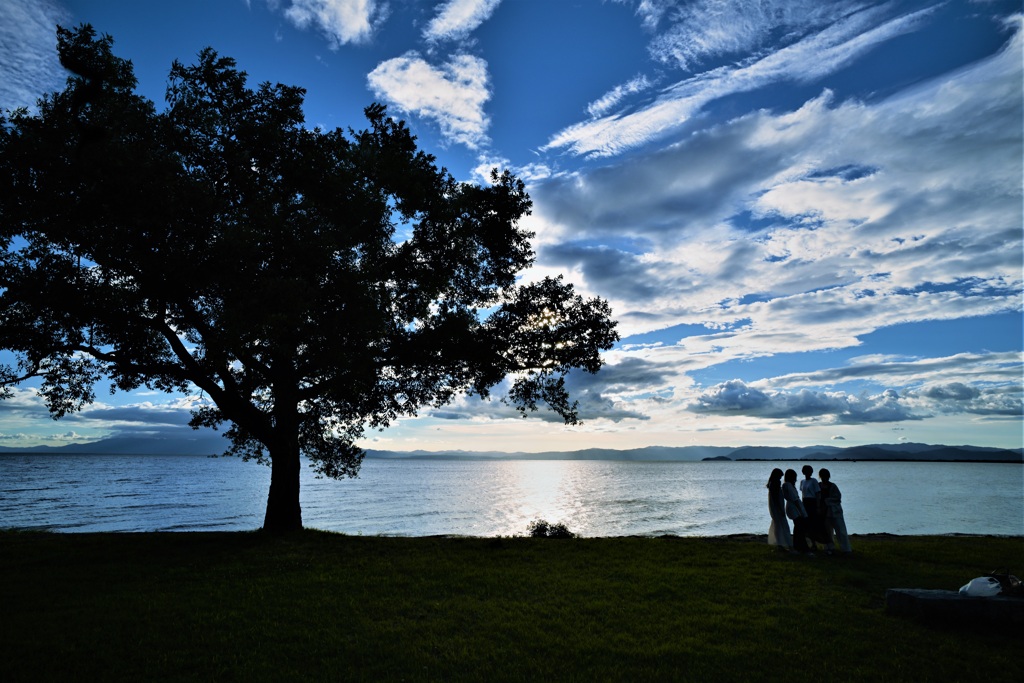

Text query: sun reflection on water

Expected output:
[492,460,591,536]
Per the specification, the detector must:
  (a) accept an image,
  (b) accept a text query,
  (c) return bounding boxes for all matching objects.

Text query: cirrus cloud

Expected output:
[423,0,502,43]
[0,0,70,112]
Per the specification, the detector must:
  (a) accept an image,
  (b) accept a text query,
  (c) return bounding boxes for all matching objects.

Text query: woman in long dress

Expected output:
[766,468,793,550]
[783,469,812,554]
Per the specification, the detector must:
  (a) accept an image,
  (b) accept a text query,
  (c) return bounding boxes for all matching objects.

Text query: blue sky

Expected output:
[1,0,1021,452]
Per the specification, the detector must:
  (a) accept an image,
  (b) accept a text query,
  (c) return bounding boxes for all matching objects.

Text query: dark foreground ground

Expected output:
[1,531,1021,682]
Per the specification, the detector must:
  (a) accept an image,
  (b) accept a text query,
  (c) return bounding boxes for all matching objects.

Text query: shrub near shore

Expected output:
[1,531,1021,682]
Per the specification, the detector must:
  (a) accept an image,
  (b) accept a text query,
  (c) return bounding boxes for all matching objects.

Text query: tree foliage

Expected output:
[0,25,619,531]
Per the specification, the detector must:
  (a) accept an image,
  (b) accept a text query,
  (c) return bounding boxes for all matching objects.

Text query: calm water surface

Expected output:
[1,455,1021,536]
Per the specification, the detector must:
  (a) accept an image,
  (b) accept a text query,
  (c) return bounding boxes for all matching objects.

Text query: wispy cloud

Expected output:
[368,52,491,148]
[276,0,389,47]
[586,74,653,118]
[0,0,70,112]
[531,19,1022,354]
[544,3,936,157]
[423,0,502,43]
[761,352,1024,390]
[643,0,868,70]
[427,382,650,424]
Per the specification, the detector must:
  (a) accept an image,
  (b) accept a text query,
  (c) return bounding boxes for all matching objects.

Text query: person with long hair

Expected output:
[783,469,812,554]
[766,468,793,551]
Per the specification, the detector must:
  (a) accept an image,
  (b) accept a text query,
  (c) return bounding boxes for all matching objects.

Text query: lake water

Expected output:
[1,454,1021,537]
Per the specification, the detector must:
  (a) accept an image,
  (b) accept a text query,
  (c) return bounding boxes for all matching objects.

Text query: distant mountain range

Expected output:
[365,443,1022,462]
[0,436,1020,462]
[0,433,230,456]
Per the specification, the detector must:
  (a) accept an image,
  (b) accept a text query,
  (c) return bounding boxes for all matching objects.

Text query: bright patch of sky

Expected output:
[1,0,1020,451]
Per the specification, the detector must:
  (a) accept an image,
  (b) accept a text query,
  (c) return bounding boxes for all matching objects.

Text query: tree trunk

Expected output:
[263,443,303,532]
[262,387,303,532]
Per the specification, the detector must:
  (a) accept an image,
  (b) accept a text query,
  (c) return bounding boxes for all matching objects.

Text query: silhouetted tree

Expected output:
[0,25,618,532]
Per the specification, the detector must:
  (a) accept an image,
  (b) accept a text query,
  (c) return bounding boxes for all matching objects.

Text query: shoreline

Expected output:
[4,528,1021,541]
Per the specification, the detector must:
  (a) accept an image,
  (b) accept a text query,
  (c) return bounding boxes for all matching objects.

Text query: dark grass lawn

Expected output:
[1,531,1021,682]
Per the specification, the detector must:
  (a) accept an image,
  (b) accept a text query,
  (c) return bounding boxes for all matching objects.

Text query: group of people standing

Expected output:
[767,465,852,556]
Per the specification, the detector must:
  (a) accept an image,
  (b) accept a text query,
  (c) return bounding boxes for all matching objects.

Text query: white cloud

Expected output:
[367,52,491,148]
[544,3,935,157]
[278,0,389,47]
[530,19,1022,351]
[0,432,35,441]
[685,368,1022,425]
[0,387,47,414]
[423,0,502,43]
[586,74,653,118]
[0,0,70,112]
[683,348,1023,424]
[761,352,1024,391]
[645,0,865,70]
[0,386,228,447]
[687,380,919,424]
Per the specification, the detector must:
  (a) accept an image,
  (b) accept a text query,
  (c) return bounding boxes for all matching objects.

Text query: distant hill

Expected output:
[709,445,1021,463]
[365,445,737,461]
[794,444,1023,462]
[0,433,229,456]
[0,437,1020,462]
[727,445,844,460]
[366,443,1020,462]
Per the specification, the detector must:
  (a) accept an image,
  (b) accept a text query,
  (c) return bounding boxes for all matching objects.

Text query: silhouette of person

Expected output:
[818,468,852,555]
[799,464,826,552]
[766,468,794,552]
[783,469,812,554]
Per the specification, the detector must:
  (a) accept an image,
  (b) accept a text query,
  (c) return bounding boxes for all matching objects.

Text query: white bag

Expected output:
[958,576,1002,597]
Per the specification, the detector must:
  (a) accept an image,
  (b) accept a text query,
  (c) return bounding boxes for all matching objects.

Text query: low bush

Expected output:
[527,519,578,538]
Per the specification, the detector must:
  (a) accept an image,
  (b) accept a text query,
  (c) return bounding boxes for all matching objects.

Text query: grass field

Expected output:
[1,531,1021,682]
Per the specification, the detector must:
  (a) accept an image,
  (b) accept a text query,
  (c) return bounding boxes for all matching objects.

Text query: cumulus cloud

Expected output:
[367,52,491,148]
[919,382,980,401]
[687,380,919,424]
[679,348,1023,428]
[423,0,501,43]
[907,383,1022,417]
[0,387,47,414]
[0,432,36,442]
[72,403,197,427]
[277,0,389,47]
[0,0,70,112]
[0,387,219,447]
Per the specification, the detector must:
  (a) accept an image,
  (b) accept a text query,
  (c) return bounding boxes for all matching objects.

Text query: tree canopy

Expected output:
[0,25,619,531]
